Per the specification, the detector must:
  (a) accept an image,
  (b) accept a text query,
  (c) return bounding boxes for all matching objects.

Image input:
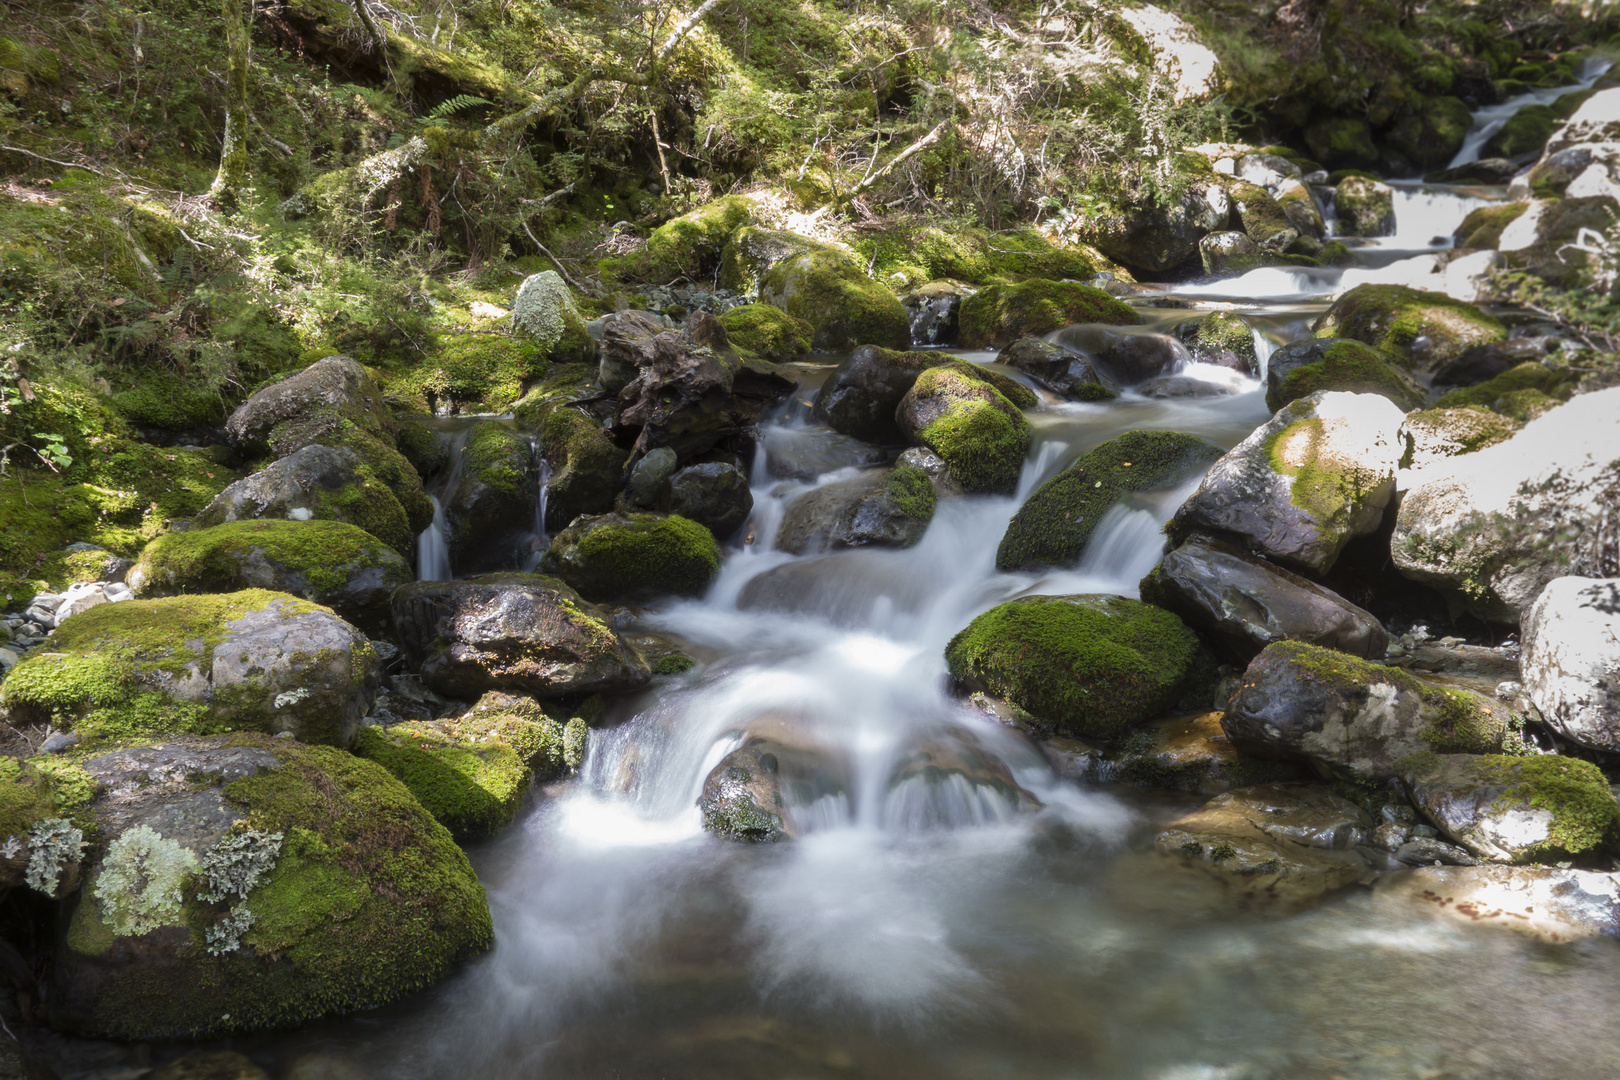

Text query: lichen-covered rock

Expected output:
[1169,391,1405,576]
[895,366,1030,496]
[1227,179,1298,252]
[1373,864,1620,943]
[1314,284,1506,372]
[720,226,909,351]
[1333,176,1394,237]
[541,512,720,601]
[995,336,1116,401]
[1140,533,1388,663]
[128,520,410,635]
[956,279,1142,349]
[391,573,651,698]
[533,405,627,532]
[698,731,850,842]
[1522,577,1620,752]
[1400,407,1522,474]
[511,271,596,364]
[0,756,92,899]
[1265,338,1424,413]
[810,345,1036,444]
[1221,641,1520,783]
[444,422,537,576]
[717,303,814,361]
[195,445,416,560]
[664,462,753,541]
[1393,388,1620,622]
[945,594,1206,740]
[0,591,379,748]
[51,734,492,1040]
[1401,753,1620,864]
[224,356,393,456]
[997,430,1221,572]
[1087,179,1230,273]
[774,467,935,554]
[1177,311,1259,375]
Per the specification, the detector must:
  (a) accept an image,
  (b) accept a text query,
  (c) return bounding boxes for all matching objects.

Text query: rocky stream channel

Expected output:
[9,65,1620,1080]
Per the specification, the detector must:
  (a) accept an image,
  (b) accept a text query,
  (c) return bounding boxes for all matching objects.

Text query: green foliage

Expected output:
[958,280,1141,348]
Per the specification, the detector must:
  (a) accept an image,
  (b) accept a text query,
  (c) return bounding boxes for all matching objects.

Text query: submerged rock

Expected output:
[884,727,1040,827]
[895,365,1030,495]
[1374,864,1620,943]
[1105,711,1306,795]
[541,512,720,601]
[699,730,851,841]
[1522,577,1620,752]
[775,467,935,554]
[995,336,1116,401]
[762,425,888,481]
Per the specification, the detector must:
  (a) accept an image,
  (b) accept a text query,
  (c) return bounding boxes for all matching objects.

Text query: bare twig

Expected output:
[0,144,106,175]
[522,221,593,294]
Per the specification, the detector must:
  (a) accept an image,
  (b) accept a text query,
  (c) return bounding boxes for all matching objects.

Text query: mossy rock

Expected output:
[750,236,910,351]
[510,272,596,366]
[393,413,448,478]
[264,414,432,536]
[442,422,537,575]
[1454,202,1529,250]
[957,279,1142,349]
[1226,179,1298,252]
[1303,116,1379,171]
[1179,311,1259,373]
[1334,176,1394,238]
[1433,361,1573,414]
[1483,104,1559,159]
[526,405,625,532]
[849,223,1099,287]
[1266,338,1426,413]
[1313,284,1505,371]
[1385,95,1473,170]
[390,333,544,413]
[945,594,1207,740]
[1403,754,1620,863]
[109,371,228,433]
[997,431,1222,572]
[717,304,814,361]
[895,366,1030,496]
[127,520,411,634]
[0,755,96,896]
[541,512,720,602]
[1401,407,1522,471]
[640,195,755,281]
[53,734,491,1040]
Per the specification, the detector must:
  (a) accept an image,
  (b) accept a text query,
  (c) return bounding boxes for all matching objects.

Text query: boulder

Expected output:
[1102,711,1307,794]
[1199,230,1263,275]
[761,426,887,481]
[896,365,1030,495]
[1265,338,1424,413]
[598,310,669,394]
[1304,117,1379,171]
[1333,176,1394,237]
[391,573,651,697]
[1400,408,1521,474]
[1168,391,1406,576]
[1274,179,1327,240]
[699,730,851,841]
[665,462,754,541]
[51,734,491,1040]
[128,520,410,635]
[997,430,1221,572]
[1221,640,1521,783]
[1176,311,1258,375]
[444,422,537,576]
[224,356,393,456]
[1453,202,1530,250]
[0,591,380,747]
[1393,388,1620,622]
[900,280,973,347]
[511,271,596,364]
[1373,864,1620,943]
[194,444,416,560]
[1088,180,1230,272]
[716,303,814,361]
[1431,360,1572,416]
[1227,179,1298,252]
[1313,284,1506,372]
[624,447,679,508]
[1547,87,1620,154]
[884,727,1040,826]
[534,405,627,531]
[810,346,1035,444]
[1140,534,1388,663]
[1522,577,1620,751]
[719,226,910,351]
[541,512,720,601]
[774,467,935,554]
[1499,196,1620,290]
[1050,325,1190,387]
[1234,153,1302,189]
[1432,337,1553,388]
[1402,753,1620,864]
[639,194,755,280]
[995,336,1117,401]
[1484,103,1560,159]
[945,594,1207,740]
[0,756,90,900]
[897,446,965,498]
[956,280,1143,349]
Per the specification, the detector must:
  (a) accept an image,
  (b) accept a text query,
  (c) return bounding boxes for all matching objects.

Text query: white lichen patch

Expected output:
[95,825,198,936]
[26,818,84,895]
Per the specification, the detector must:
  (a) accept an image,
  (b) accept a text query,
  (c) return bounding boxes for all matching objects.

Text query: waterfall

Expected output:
[416,495,452,582]
[1447,58,1613,169]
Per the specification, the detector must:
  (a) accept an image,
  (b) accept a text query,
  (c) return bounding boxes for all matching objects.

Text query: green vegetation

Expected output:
[957,280,1142,348]
[545,513,721,601]
[1267,340,1425,412]
[717,304,814,361]
[1314,284,1506,367]
[905,366,1031,496]
[1434,361,1575,413]
[884,465,937,525]
[1479,755,1620,860]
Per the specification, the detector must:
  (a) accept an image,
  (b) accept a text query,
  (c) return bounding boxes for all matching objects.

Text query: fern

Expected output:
[424,94,493,122]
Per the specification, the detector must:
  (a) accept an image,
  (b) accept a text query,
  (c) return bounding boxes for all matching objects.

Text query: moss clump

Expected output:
[717,303,814,361]
[1478,755,1620,860]
[907,366,1031,496]
[1187,311,1258,370]
[1454,202,1529,250]
[1267,339,1425,412]
[848,223,1099,287]
[109,372,227,433]
[1434,362,1573,414]
[884,465,937,524]
[0,757,90,855]
[544,512,720,602]
[641,195,755,281]
[1315,284,1506,369]
[761,247,911,351]
[945,594,1205,739]
[957,279,1142,349]
[653,653,697,675]
[389,333,543,413]
[1483,104,1559,159]
[997,431,1222,572]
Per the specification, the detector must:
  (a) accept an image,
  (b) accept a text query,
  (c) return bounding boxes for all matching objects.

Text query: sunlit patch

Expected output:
[554,795,704,848]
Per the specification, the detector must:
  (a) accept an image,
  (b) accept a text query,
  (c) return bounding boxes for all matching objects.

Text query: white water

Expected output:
[1448,56,1612,168]
[416,495,452,582]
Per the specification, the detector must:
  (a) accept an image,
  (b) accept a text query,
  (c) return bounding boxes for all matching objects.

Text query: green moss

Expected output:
[1315,284,1505,367]
[849,223,1098,287]
[388,333,542,413]
[761,246,910,351]
[462,423,531,505]
[1227,179,1296,249]
[1401,407,1522,467]
[957,279,1142,348]
[1268,340,1425,412]
[1319,241,1355,267]
[1455,202,1528,250]
[884,465,936,523]
[1483,104,1559,158]
[300,460,415,559]
[911,367,1030,496]
[263,412,431,536]
[109,372,227,432]
[653,654,697,675]
[1479,755,1620,860]
[393,413,447,478]
[945,594,1205,740]
[1434,362,1572,412]
[1191,311,1257,367]
[717,303,814,361]
[1263,416,1387,549]
[0,757,72,843]
[997,431,1221,571]
[529,405,626,530]
[547,513,720,601]
[641,195,755,281]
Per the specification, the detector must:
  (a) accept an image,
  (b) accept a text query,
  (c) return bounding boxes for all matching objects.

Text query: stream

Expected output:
[243,81,1620,1080]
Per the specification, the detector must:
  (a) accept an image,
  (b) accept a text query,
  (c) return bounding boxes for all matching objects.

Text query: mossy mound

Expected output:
[638,195,755,281]
[849,223,1100,288]
[54,734,492,1040]
[109,371,228,434]
[1433,362,1574,414]
[1266,339,1426,413]
[389,333,544,413]
[757,242,911,352]
[530,405,626,531]
[957,279,1142,349]
[1454,203,1529,250]
[1183,311,1258,373]
[1313,284,1506,371]
[896,366,1031,496]
[1401,407,1522,470]
[1483,104,1559,159]
[128,520,411,634]
[717,303,814,361]
[997,431,1222,572]
[1334,176,1394,238]
[945,594,1206,739]
[542,512,720,602]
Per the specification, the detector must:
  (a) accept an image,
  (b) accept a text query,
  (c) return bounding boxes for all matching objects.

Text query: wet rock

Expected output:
[810,345,1035,445]
[1088,180,1230,272]
[1394,837,1479,866]
[224,356,393,455]
[1426,158,1520,185]
[598,310,670,394]
[1313,284,1506,373]
[1221,640,1521,783]
[51,734,491,1040]
[1402,753,1620,864]
[902,280,974,347]
[1141,533,1388,663]
[444,422,537,576]
[391,573,652,698]
[1333,176,1394,237]
[1227,179,1298,253]
[665,462,753,540]
[534,405,628,532]
[1385,641,1521,701]
[998,430,1221,572]
[1049,325,1187,387]
[761,425,887,480]
[149,1050,271,1080]
[1265,338,1424,413]
[1393,388,1620,622]
[1169,391,1405,576]
[1176,311,1259,375]
[623,446,678,509]
[895,365,1030,495]
[884,727,1040,826]
[1199,230,1261,275]
[775,467,935,554]
[897,446,965,498]
[1399,408,1522,474]
[995,336,1116,401]
[957,279,1144,349]
[1107,711,1307,795]
[542,512,720,601]
[699,731,851,841]
[1373,864,1620,942]
[1274,178,1327,240]
[1522,577,1620,751]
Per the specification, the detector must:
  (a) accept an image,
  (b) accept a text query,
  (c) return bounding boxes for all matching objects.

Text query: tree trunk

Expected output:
[209,0,250,208]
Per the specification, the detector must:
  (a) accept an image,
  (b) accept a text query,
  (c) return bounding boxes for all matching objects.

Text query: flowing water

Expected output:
[240,78,1620,1080]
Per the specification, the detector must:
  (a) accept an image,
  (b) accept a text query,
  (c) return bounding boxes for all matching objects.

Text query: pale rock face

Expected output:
[511,270,580,350]
[1547,87,1620,154]
[1116,4,1222,103]
[1522,576,1620,751]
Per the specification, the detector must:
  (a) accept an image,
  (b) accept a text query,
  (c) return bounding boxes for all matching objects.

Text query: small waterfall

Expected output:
[1252,327,1278,382]
[1447,58,1613,169]
[417,496,452,581]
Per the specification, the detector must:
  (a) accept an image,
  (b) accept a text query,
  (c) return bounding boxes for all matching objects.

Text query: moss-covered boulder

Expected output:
[1454,202,1529,250]
[850,222,1101,288]
[774,466,935,554]
[444,421,537,575]
[0,591,380,748]
[0,756,94,899]
[393,412,449,478]
[510,271,596,365]
[541,512,719,602]
[1401,407,1522,473]
[395,334,545,413]
[956,279,1142,349]
[1085,177,1230,273]
[1432,361,1572,413]
[717,303,814,362]
[1483,103,1560,159]
[810,345,1035,444]
[720,227,909,351]
[1227,179,1298,252]
[225,356,394,456]
[995,336,1117,400]
[529,405,628,532]
[1313,284,1506,372]
[1402,753,1620,864]
[1170,391,1406,576]
[997,431,1221,572]
[392,573,651,698]
[945,594,1206,740]
[1304,116,1379,171]
[1177,311,1259,375]
[1499,196,1620,290]
[1266,338,1425,413]
[51,734,492,1040]
[1333,176,1395,237]
[640,195,755,281]
[355,694,586,839]
[1221,640,1521,783]
[895,366,1030,496]
[127,520,411,634]
[1385,96,1473,171]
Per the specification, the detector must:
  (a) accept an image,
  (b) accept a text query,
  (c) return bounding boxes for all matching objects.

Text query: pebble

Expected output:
[0,646,19,671]
[39,731,80,754]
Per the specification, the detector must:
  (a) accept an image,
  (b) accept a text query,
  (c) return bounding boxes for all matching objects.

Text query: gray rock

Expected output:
[625,447,679,508]
[1374,864,1620,942]
[1402,752,1619,863]
[1090,180,1230,273]
[761,426,887,481]
[445,423,537,576]
[1235,153,1303,189]
[774,468,934,554]
[809,346,941,445]
[598,310,668,394]
[512,271,595,363]
[666,462,753,540]
[1141,533,1388,663]
[0,647,19,672]
[1335,176,1395,237]
[700,728,851,841]
[994,336,1116,401]
[1394,837,1480,866]
[224,356,393,454]
[1049,325,1188,387]
[1199,230,1261,275]
[897,446,964,498]
[39,731,78,754]
[1522,576,1620,751]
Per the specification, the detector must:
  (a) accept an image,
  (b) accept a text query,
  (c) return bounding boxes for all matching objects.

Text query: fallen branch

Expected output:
[843,119,950,203]
[522,221,593,294]
[0,144,106,175]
